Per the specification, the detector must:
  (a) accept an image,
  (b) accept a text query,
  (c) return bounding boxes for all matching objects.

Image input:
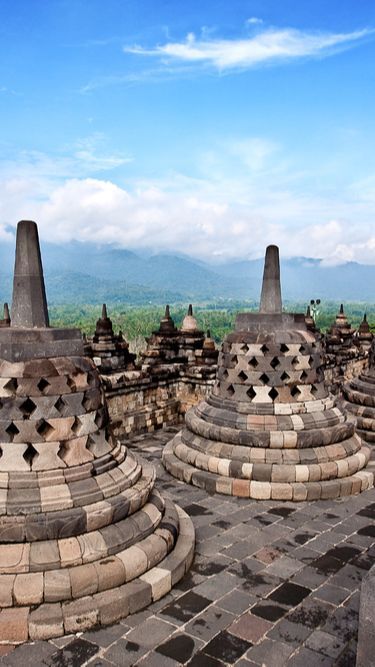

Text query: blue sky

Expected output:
[0,0,374,263]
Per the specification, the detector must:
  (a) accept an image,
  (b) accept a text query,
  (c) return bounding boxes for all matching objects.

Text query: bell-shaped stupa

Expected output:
[0,221,194,645]
[342,339,375,445]
[163,246,373,501]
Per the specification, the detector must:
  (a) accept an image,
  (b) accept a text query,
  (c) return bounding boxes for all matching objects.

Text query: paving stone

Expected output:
[267,617,312,646]
[217,589,256,614]
[82,622,128,648]
[160,591,212,624]
[286,647,333,666]
[305,629,347,658]
[155,633,204,664]
[103,637,148,665]
[228,612,272,644]
[0,641,56,666]
[246,638,294,666]
[184,605,235,641]
[45,638,100,667]
[125,617,175,648]
[187,652,225,666]
[267,582,311,607]
[204,630,252,663]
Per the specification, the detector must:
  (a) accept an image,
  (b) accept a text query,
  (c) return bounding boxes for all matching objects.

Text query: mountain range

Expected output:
[0,240,374,305]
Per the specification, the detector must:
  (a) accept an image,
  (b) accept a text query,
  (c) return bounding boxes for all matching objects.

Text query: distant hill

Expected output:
[0,240,374,305]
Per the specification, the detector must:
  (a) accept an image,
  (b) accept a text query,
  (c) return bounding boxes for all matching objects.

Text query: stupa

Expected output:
[163,246,373,501]
[85,303,136,373]
[0,221,194,644]
[342,339,375,445]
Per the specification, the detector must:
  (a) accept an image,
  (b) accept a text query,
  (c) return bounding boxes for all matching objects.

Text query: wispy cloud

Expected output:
[124,26,374,71]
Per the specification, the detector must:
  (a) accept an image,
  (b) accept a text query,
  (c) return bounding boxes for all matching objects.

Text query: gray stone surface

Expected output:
[2,427,374,666]
[356,563,375,667]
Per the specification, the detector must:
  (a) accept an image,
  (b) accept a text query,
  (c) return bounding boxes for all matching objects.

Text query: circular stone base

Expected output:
[0,505,194,644]
[163,433,374,502]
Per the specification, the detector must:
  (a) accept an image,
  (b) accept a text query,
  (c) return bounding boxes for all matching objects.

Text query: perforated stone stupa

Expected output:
[163,245,373,501]
[342,340,375,445]
[0,221,194,645]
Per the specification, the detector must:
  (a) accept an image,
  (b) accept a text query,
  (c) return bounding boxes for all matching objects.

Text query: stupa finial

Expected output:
[259,245,282,314]
[11,220,49,328]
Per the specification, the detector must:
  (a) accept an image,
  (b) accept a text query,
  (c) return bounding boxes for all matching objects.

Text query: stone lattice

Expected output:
[0,221,194,645]
[163,246,373,501]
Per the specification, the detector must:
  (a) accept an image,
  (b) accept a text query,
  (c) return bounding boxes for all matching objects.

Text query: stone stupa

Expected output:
[0,221,194,645]
[163,246,373,501]
[342,339,375,445]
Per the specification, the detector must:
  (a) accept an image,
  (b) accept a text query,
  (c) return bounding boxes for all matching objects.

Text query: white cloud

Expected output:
[124,26,374,71]
[1,136,374,265]
[246,18,263,26]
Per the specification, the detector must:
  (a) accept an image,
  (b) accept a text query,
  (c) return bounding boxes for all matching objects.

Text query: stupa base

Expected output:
[163,433,373,501]
[0,504,194,644]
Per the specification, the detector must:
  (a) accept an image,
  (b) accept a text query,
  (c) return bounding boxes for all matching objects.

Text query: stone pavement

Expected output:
[1,426,374,667]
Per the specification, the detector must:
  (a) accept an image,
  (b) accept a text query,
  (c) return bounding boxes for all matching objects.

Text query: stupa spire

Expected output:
[11,220,49,328]
[259,245,282,314]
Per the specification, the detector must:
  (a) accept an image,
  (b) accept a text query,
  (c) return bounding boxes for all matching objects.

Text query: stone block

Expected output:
[140,567,172,601]
[44,569,71,602]
[70,563,98,598]
[29,602,64,640]
[13,572,43,605]
[58,537,82,567]
[0,607,29,643]
[0,574,15,607]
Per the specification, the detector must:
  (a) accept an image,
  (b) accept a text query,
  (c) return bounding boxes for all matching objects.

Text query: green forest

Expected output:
[49,300,375,344]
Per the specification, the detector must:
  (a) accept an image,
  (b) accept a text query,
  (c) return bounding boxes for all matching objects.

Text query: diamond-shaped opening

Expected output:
[241,343,249,353]
[270,356,280,369]
[23,443,38,466]
[4,378,18,393]
[259,373,270,385]
[216,381,221,388]
[246,386,256,400]
[280,344,289,353]
[269,387,279,401]
[227,384,235,397]
[5,422,19,441]
[37,378,50,393]
[54,397,67,415]
[72,416,82,435]
[308,356,314,367]
[260,344,269,354]
[280,371,290,382]
[57,441,68,462]
[300,370,308,381]
[291,385,301,398]
[67,377,77,391]
[231,355,238,365]
[86,435,96,452]
[0,446,2,459]
[299,345,306,353]
[291,356,299,367]
[95,410,105,427]
[248,357,259,368]
[238,370,248,382]
[222,369,229,379]
[37,419,54,439]
[20,397,37,418]
[311,384,318,394]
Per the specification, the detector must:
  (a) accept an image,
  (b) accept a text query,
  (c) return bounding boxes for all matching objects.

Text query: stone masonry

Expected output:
[0,221,195,645]
[163,246,373,501]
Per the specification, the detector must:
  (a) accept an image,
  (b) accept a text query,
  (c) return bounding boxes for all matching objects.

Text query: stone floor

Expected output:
[1,426,375,667]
